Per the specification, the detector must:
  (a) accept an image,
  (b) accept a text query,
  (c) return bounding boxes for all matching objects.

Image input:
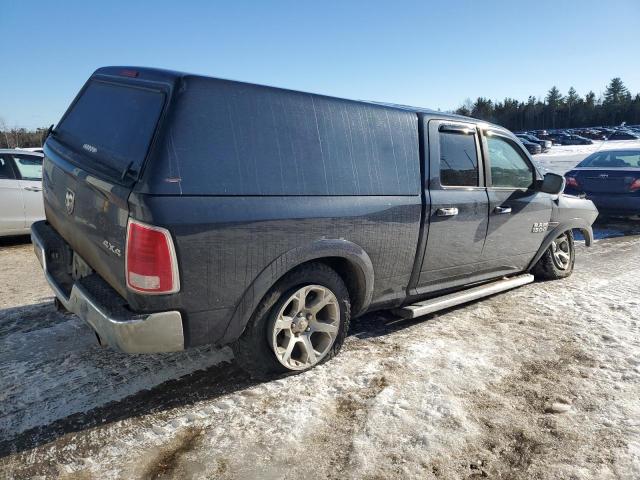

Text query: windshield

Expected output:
[578,150,640,168]
[56,80,165,177]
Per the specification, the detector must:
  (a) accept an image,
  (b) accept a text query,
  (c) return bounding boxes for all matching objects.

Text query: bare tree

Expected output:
[0,117,13,148]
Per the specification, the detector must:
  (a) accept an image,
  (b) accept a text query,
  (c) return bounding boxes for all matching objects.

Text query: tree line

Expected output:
[0,119,49,149]
[454,77,640,131]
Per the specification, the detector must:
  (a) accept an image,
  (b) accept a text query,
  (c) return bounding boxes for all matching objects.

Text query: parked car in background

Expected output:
[0,150,44,236]
[564,149,640,217]
[574,129,606,140]
[607,131,640,141]
[516,133,551,152]
[544,132,569,145]
[548,132,593,145]
[517,137,542,155]
[534,132,557,144]
[595,128,616,138]
[570,134,594,145]
[16,147,45,154]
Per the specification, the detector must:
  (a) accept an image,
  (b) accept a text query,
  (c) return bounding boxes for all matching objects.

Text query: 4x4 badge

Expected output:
[65,189,75,215]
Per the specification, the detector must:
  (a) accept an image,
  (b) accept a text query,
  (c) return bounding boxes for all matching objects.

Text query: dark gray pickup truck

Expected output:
[32,67,598,376]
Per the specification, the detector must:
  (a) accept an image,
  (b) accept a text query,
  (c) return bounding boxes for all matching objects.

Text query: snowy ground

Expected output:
[1,228,639,479]
[1,143,640,479]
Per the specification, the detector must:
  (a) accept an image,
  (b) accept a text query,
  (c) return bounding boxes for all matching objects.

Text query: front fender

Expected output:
[527,194,598,270]
[220,239,374,344]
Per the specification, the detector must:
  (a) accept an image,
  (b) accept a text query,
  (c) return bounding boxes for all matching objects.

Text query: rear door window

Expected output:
[56,80,165,177]
[438,127,480,187]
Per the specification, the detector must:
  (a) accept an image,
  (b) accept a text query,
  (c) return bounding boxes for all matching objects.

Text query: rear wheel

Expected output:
[232,263,350,377]
[532,230,575,280]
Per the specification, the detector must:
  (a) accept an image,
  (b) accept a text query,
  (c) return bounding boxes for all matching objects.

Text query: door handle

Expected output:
[24,186,42,192]
[436,207,459,217]
[494,206,512,214]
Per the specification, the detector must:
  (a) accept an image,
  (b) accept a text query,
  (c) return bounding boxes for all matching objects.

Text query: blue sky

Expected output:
[2,0,639,129]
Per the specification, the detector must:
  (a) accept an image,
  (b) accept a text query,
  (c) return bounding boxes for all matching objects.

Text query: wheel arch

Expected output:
[527,220,593,272]
[220,239,374,344]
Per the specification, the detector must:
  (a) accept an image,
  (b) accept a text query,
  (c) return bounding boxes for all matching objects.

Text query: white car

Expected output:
[0,149,45,236]
[15,147,45,154]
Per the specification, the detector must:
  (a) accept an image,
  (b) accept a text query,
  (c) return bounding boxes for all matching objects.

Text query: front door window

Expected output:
[486,135,533,189]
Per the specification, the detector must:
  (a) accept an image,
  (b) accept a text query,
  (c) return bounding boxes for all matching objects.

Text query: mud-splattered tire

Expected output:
[532,230,575,280]
[232,263,351,378]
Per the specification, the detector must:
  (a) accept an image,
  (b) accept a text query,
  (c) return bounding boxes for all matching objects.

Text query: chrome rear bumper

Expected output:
[31,222,184,354]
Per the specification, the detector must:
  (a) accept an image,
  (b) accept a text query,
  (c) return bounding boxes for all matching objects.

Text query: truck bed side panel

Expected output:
[130,195,422,347]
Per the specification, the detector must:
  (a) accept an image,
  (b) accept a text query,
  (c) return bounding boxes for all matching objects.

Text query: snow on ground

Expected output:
[1,147,640,478]
[1,233,639,479]
[0,240,232,438]
[533,139,640,175]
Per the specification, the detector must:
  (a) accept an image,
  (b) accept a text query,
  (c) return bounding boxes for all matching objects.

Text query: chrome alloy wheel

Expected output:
[269,285,340,371]
[551,233,571,270]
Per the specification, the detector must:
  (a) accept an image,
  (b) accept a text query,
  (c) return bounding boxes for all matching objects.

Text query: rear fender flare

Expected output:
[527,219,594,271]
[221,239,374,344]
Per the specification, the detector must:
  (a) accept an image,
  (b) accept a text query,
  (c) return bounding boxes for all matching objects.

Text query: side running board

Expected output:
[394,274,535,319]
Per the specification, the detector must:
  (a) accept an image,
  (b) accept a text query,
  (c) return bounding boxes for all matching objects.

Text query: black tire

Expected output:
[532,230,575,280]
[232,262,351,378]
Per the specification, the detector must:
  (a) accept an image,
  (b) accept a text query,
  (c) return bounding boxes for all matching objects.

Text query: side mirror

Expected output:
[539,172,565,194]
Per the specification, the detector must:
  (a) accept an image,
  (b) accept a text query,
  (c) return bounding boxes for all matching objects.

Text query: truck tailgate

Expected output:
[43,141,131,298]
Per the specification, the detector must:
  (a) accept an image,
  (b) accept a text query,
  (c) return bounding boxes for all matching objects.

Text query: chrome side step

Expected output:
[394,274,535,319]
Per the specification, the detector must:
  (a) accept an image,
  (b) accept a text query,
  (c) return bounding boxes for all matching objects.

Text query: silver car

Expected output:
[0,149,45,236]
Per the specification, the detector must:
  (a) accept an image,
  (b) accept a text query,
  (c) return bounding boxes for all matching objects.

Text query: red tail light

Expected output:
[630,178,640,192]
[126,219,180,294]
[565,176,580,188]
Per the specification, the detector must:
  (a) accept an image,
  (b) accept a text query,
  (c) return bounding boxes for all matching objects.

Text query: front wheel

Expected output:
[232,263,351,377]
[532,230,575,280]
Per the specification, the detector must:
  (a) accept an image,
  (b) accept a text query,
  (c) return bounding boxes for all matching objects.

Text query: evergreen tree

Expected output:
[627,94,640,125]
[471,97,493,121]
[545,86,564,107]
[566,87,580,107]
[603,77,631,125]
[450,79,638,130]
[545,86,564,128]
[604,77,630,105]
[565,87,581,126]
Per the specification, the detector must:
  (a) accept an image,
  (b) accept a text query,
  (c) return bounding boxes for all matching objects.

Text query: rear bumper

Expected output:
[31,221,184,353]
